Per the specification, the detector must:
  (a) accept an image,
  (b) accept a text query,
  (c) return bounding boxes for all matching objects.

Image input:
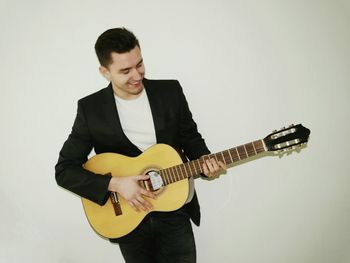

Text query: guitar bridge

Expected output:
[110,192,122,216]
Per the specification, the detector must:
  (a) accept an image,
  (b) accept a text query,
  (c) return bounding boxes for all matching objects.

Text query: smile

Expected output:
[129,81,142,86]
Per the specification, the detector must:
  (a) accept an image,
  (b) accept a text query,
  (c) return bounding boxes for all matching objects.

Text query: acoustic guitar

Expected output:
[82,124,310,238]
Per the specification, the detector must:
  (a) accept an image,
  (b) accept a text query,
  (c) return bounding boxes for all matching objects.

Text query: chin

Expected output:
[128,84,143,93]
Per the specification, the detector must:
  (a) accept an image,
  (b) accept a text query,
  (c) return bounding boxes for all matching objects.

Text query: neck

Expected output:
[159,140,266,185]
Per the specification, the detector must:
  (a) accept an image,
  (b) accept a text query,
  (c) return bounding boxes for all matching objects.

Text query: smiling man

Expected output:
[55,27,225,263]
[99,46,145,99]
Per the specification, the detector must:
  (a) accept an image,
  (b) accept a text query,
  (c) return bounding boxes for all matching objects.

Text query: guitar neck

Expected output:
[159,139,266,185]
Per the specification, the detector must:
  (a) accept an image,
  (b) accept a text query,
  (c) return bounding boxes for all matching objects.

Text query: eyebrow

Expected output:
[119,59,143,73]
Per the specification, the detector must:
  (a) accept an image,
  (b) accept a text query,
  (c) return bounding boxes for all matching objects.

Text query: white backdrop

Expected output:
[1,0,349,262]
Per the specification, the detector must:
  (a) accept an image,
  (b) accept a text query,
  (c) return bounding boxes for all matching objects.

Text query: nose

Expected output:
[132,68,143,80]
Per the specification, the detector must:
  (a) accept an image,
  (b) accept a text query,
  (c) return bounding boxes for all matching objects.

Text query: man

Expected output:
[55,27,225,263]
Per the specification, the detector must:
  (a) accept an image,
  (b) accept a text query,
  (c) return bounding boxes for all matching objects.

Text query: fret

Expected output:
[235,147,241,160]
[167,169,172,183]
[161,170,168,185]
[245,143,256,157]
[165,170,170,185]
[170,167,176,182]
[162,169,167,184]
[251,141,257,155]
[176,165,182,180]
[182,164,189,178]
[196,159,203,173]
[226,149,233,164]
[201,154,211,171]
[192,160,199,175]
[218,153,223,162]
[166,168,173,183]
[179,164,186,179]
[184,163,191,177]
[243,145,249,157]
[159,170,166,185]
[254,140,265,153]
[237,145,248,159]
[219,151,226,165]
[229,148,239,162]
[256,141,260,154]
[187,162,193,177]
[186,162,193,177]
[226,151,233,163]
[174,165,180,182]
[178,165,183,180]
[190,161,198,175]
[173,166,178,182]
[213,153,219,162]
[165,168,172,184]
[223,151,231,165]
[174,166,179,181]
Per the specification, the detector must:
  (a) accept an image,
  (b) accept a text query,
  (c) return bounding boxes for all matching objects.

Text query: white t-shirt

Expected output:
[114,89,157,152]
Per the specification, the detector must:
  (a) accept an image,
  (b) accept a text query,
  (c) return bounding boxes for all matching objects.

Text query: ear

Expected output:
[99,66,111,81]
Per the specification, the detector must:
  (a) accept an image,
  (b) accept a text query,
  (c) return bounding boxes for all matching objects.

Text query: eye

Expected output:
[137,62,143,68]
[121,69,130,74]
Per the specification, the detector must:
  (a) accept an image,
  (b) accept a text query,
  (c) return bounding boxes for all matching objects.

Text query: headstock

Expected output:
[264,124,310,153]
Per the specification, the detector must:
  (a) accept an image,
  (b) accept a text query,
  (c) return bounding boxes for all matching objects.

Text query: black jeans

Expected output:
[115,207,196,263]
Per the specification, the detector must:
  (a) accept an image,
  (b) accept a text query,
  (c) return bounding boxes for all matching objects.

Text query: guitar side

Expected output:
[81,144,189,239]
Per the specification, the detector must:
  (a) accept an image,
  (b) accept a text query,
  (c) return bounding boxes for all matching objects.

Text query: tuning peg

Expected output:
[289,124,294,127]
[280,126,286,131]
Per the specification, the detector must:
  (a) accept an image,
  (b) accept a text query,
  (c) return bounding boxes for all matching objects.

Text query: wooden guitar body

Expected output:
[82,144,189,239]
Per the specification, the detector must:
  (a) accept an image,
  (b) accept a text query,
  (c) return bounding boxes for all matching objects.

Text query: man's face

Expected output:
[100,46,145,100]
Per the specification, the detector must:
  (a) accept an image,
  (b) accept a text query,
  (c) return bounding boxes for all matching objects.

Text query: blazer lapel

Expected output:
[143,79,165,143]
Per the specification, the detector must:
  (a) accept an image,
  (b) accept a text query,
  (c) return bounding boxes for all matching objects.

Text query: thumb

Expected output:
[136,174,150,181]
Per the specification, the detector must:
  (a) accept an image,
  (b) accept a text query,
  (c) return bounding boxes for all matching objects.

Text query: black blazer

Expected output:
[55,78,210,226]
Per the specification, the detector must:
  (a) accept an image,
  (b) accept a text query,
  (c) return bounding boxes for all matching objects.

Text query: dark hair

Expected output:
[95,27,140,67]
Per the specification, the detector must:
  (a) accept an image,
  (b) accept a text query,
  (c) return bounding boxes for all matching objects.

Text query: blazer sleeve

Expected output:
[55,100,111,205]
[176,82,211,160]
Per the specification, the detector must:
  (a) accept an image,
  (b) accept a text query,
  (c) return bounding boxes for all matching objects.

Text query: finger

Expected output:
[140,188,156,199]
[210,158,220,171]
[203,161,216,177]
[205,159,214,171]
[218,161,227,170]
[136,174,150,181]
[132,199,147,212]
[136,195,153,210]
[206,159,218,174]
[134,196,148,212]
[128,201,139,212]
[202,162,209,175]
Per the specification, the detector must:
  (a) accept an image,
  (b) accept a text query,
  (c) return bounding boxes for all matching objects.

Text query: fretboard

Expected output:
[159,140,265,185]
